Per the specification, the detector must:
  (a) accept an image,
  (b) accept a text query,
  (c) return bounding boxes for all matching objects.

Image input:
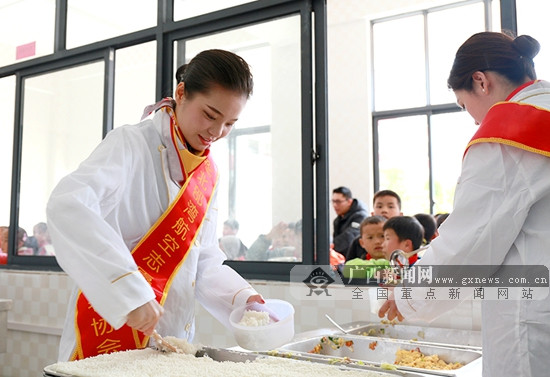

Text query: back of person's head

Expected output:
[373,189,402,210]
[175,49,254,99]
[333,186,352,200]
[435,213,450,228]
[360,215,386,236]
[413,213,437,244]
[224,219,239,231]
[448,32,540,91]
[383,216,424,251]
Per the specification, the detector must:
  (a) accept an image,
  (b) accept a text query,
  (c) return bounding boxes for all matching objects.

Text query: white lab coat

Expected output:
[47,109,257,361]
[395,80,550,376]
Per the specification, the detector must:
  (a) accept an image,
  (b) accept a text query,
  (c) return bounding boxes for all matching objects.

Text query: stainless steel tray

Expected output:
[44,346,420,377]
[276,334,482,376]
[341,322,482,350]
[43,348,261,376]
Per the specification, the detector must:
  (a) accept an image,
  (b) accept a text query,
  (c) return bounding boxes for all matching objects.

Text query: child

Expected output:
[343,216,389,280]
[372,189,403,219]
[382,216,424,265]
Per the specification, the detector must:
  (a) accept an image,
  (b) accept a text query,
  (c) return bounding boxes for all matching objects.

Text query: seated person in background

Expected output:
[0,226,8,264]
[331,186,368,255]
[344,216,389,280]
[371,189,403,219]
[413,213,439,245]
[17,227,34,256]
[345,215,386,261]
[382,216,424,266]
[33,222,55,256]
[345,189,402,261]
[219,219,247,260]
[247,220,302,262]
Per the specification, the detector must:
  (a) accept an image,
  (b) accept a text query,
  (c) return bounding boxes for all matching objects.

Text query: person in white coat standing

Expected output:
[47,49,264,361]
[379,32,550,377]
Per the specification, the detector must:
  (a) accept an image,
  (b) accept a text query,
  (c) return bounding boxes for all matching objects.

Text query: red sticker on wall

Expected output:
[16,42,36,60]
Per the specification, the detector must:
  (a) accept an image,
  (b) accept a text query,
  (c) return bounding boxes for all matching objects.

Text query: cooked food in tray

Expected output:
[395,348,462,370]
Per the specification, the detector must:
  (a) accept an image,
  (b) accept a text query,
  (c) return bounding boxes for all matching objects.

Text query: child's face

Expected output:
[359,223,385,259]
[382,228,410,259]
[372,196,402,219]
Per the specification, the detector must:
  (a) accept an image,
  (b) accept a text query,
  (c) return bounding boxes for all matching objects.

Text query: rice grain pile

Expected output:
[46,348,392,377]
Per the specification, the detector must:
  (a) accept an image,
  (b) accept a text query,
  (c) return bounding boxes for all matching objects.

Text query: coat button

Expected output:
[185,323,191,332]
[191,280,195,287]
[194,239,201,247]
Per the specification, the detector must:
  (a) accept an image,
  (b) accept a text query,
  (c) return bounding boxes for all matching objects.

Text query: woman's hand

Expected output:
[246,294,265,304]
[126,299,164,335]
[378,291,404,322]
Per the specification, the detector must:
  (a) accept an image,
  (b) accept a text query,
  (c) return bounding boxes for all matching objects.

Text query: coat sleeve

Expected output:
[46,128,155,329]
[395,143,540,321]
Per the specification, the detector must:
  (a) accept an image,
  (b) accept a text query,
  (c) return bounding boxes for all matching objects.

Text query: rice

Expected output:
[46,348,393,377]
[238,309,271,327]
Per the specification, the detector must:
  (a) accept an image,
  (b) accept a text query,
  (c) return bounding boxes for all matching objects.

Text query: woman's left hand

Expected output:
[246,294,265,304]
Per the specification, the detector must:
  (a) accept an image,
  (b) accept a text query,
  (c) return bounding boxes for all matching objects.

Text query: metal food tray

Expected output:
[342,322,482,350]
[43,346,414,377]
[276,334,482,376]
[43,348,260,377]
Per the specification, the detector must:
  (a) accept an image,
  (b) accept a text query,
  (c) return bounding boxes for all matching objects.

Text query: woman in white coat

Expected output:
[47,49,263,361]
[379,32,550,376]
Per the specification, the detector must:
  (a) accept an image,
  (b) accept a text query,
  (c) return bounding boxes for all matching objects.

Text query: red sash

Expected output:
[71,108,218,360]
[465,101,550,157]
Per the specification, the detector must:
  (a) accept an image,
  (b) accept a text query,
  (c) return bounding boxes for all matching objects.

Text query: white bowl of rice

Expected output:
[229,299,295,351]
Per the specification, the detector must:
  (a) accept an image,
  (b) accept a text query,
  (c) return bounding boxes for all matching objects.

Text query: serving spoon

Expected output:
[325,314,349,334]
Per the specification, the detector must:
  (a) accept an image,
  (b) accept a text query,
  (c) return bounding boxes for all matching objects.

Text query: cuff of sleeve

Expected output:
[105,271,156,329]
[232,286,258,308]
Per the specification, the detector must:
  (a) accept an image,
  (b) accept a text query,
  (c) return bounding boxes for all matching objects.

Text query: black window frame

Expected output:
[0,0,331,279]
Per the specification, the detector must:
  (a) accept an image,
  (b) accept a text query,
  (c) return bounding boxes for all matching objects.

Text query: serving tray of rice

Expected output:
[43,346,422,377]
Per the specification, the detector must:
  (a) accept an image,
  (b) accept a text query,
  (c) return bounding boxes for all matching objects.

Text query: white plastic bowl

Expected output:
[229,299,295,351]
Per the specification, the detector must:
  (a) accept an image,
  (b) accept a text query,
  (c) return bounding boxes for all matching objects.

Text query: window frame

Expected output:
[370,0,516,213]
[0,0,330,279]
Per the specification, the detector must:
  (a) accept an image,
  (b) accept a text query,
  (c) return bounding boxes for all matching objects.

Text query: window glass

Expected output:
[0,0,55,67]
[114,42,157,128]
[66,0,157,49]
[0,76,15,263]
[373,15,425,111]
[431,111,478,214]
[428,2,486,105]
[18,62,104,257]
[0,76,15,227]
[377,115,430,215]
[174,0,256,21]
[179,15,302,262]
[517,0,550,80]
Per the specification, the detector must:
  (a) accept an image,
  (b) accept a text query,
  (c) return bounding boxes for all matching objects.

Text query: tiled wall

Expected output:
[0,270,481,377]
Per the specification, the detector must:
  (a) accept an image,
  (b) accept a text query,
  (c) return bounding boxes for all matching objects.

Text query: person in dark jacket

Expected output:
[331,186,368,254]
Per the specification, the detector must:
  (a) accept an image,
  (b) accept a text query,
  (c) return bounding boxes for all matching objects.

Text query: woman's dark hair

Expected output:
[175,49,253,99]
[448,31,540,91]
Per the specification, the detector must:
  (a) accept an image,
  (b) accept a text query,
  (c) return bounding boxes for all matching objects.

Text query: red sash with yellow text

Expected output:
[71,106,218,360]
[465,101,550,157]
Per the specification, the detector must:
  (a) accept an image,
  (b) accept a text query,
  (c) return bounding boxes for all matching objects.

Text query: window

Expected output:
[516,0,550,80]
[0,0,55,67]
[372,0,499,213]
[174,0,257,21]
[1,0,320,277]
[178,16,303,262]
[66,0,157,49]
[18,62,105,258]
